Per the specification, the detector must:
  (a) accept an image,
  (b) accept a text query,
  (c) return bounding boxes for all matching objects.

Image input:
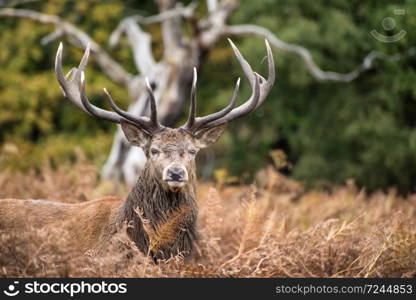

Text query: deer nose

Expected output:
[167,167,186,181]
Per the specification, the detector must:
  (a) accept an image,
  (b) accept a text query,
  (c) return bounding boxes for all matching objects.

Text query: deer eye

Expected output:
[150,148,160,155]
[189,149,197,155]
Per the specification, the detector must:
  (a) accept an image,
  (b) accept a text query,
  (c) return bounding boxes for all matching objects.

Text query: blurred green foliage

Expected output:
[1,0,416,193]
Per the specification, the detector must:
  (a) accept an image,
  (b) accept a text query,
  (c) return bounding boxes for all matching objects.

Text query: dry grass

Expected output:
[1,160,416,278]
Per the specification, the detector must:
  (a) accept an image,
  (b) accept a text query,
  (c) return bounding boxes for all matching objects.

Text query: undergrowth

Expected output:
[0,160,415,278]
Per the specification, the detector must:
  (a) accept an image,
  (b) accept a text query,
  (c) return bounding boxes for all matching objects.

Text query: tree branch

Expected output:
[0,8,133,86]
[207,0,218,12]
[158,0,184,54]
[109,19,156,74]
[40,28,63,45]
[155,0,189,55]
[109,0,197,43]
[115,1,197,26]
[225,24,412,82]
[0,0,38,7]
[198,0,239,49]
[110,1,198,68]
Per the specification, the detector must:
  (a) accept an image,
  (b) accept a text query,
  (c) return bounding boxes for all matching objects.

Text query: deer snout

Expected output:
[168,167,185,181]
[163,164,189,188]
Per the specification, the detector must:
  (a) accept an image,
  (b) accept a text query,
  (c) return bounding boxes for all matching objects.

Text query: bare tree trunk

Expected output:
[101,57,200,185]
[1,0,403,185]
[101,1,201,185]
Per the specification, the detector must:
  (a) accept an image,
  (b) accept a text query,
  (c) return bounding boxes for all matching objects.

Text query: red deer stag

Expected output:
[0,39,275,261]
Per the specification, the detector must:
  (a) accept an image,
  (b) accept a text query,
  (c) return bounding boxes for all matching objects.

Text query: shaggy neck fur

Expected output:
[117,163,198,261]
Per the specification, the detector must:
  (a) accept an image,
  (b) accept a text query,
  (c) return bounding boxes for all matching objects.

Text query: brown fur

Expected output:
[0,197,121,252]
[117,164,197,261]
[0,127,225,262]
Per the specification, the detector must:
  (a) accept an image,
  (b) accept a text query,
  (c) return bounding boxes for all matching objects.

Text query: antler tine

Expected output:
[206,72,260,128]
[145,78,162,130]
[55,43,165,133]
[256,39,275,106]
[55,42,90,102]
[184,77,240,132]
[103,88,154,132]
[55,43,75,104]
[181,38,273,134]
[79,72,123,123]
[184,67,198,129]
[216,39,274,115]
[55,43,121,123]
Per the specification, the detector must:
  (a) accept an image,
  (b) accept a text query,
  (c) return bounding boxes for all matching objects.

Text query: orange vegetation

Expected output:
[0,160,415,277]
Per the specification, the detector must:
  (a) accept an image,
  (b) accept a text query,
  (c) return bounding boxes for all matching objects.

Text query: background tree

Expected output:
[0,0,415,192]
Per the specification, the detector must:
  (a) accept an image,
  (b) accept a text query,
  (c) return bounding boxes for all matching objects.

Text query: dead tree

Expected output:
[0,39,274,261]
[0,0,390,184]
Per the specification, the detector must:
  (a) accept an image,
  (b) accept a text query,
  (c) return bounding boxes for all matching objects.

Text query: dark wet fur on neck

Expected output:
[117,164,198,262]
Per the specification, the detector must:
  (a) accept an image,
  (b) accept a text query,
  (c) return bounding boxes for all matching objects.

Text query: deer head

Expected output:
[55,39,275,191]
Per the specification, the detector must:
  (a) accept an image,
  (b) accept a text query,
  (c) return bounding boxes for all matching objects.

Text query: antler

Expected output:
[181,39,275,135]
[55,39,274,136]
[55,42,164,134]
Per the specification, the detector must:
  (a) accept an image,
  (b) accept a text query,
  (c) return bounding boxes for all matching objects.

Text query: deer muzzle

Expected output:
[162,163,189,189]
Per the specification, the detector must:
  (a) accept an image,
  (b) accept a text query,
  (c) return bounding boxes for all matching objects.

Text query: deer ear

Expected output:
[120,121,150,148]
[195,124,227,149]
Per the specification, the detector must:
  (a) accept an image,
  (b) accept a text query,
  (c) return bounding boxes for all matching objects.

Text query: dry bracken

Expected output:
[1,160,416,278]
